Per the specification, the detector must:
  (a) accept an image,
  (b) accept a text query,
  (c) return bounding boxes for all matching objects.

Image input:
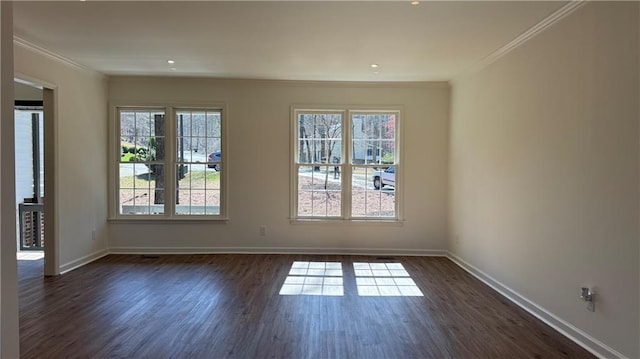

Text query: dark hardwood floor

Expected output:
[18,254,595,359]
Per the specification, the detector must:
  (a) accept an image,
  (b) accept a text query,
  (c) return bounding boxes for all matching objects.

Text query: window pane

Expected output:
[177,110,221,157]
[380,140,395,164]
[351,113,396,165]
[177,112,192,138]
[119,110,165,215]
[175,110,222,216]
[326,192,342,216]
[120,112,135,154]
[365,116,381,140]
[352,166,395,218]
[351,115,365,140]
[381,114,396,140]
[204,166,220,190]
[297,165,341,217]
[177,111,222,165]
[133,137,165,161]
[120,110,164,162]
[118,107,225,218]
[205,139,222,160]
[119,162,164,215]
[119,189,135,214]
[293,109,398,220]
[133,188,152,214]
[207,112,221,138]
[327,140,341,164]
[297,113,342,164]
[176,163,220,215]
[205,191,220,215]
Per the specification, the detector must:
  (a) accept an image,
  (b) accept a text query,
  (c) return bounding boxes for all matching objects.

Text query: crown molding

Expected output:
[452,0,587,83]
[13,36,104,77]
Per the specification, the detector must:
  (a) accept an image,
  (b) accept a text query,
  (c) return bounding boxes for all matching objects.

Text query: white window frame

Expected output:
[109,104,228,221]
[291,106,403,222]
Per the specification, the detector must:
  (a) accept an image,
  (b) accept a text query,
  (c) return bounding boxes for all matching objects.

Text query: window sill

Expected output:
[290,218,404,226]
[108,217,229,224]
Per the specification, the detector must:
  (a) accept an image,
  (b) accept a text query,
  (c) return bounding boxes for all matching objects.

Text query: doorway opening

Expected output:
[15,98,44,252]
[15,79,56,276]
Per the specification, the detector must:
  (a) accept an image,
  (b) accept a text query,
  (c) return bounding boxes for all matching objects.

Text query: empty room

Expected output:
[0,1,638,358]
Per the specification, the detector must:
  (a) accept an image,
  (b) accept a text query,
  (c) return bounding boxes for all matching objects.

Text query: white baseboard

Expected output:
[108,246,447,257]
[446,251,626,359]
[59,248,109,275]
[54,246,622,357]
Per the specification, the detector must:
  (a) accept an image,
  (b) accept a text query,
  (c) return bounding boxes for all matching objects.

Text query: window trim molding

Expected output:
[290,105,404,222]
[108,102,228,221]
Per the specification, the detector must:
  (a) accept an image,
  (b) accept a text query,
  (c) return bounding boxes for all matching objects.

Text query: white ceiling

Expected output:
[13,1,566,82]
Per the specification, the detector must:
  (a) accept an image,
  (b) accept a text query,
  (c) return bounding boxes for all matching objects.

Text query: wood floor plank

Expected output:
[18,254,595,359]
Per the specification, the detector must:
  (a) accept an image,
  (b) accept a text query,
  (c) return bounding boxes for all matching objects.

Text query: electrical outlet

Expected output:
[259,226,267,236]
[580,287,595,312]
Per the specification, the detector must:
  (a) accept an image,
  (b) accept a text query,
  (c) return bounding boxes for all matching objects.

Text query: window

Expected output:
[114,106,225,219]
[293,108,400,220]
[295,111,343,217]
[175,110,222,215]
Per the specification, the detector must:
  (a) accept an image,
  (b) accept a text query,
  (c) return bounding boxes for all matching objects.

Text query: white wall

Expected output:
[14,81,42,101]
[0,2,20,357]
[108,78,450,253]
[14,44,109,272]
[450,2,639,358]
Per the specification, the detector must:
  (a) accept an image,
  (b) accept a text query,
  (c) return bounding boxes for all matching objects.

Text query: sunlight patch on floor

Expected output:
[354,262,423,297]
[279,261,344,296]
[17,251,44,260]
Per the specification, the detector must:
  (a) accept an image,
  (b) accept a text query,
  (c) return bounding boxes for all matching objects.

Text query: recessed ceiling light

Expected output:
[370,64,379,68]
[411,1,420,5]
[167,60,175,64]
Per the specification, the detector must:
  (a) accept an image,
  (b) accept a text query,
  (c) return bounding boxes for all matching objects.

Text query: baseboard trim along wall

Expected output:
[59,248,109,275]
[108,246,448,257]
[58,247,620,357]
[446,251,626,359]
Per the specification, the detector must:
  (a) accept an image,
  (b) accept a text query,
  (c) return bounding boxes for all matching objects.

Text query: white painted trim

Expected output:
[13,36,104,78]
[42,87,59,276]
[1,2,21,357]
[14,73,57,91]
[290,106,404,221]
[453,0,587,82]
[40,246,628,357]
[59,249,109,275]
[110,104,228,220]
[446,251,627,359]
[108,76,450,89]
[109,246,447,257]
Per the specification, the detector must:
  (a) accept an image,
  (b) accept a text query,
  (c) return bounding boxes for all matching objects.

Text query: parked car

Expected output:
[207,151,221,171]
[372,167,395,189]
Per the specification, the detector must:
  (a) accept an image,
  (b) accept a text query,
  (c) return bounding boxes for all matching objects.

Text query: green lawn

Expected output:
[121,153,136,162]
[120,170,220,189]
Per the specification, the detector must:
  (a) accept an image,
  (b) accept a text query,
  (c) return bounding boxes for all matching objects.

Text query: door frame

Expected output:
[15,76,59,276]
